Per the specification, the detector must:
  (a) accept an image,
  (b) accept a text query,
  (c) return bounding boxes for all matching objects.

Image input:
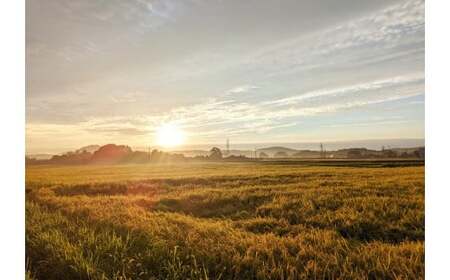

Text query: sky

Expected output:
[26,0,424,154]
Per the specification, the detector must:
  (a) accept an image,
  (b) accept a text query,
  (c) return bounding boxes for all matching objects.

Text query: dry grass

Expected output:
[26,162,424,279]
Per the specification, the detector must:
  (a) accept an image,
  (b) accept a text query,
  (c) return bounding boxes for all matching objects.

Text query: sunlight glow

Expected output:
[156,123,185,147]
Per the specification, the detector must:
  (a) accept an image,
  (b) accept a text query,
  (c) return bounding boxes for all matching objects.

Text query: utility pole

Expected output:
[226,138,230,155]
[320,143,324,158]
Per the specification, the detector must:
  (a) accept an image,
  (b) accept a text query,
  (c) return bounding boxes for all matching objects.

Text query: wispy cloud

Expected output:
[227,85,259,95]
[27,72,423,144]
[242,0,424,79]
[110,91,145,103]
[323,119,411,129]
[264,74,423,107]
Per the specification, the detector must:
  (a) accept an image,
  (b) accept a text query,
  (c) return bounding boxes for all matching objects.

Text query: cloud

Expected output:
[26,0,425,152]
[110,91,146,103]
[27,72,423,145]
[225,85,260,96]
[323,119,411,129]
[26,83,423,153]
[227,85,259,95]
[264,73,424,107]
[242,0,424,78]
[85,127,149,136]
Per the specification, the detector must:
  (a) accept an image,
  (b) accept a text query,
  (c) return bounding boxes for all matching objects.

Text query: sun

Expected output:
[156,123,185,147]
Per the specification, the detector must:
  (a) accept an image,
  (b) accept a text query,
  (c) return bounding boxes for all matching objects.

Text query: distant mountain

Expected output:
[255,145,425,159]
[175,149,255,157]
[173,144,425,159]
[172,138,424,152]
[26,143,425,166]
[256,146,298,157]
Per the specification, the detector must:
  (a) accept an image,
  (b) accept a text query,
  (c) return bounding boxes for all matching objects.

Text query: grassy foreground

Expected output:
[26,162,424,279]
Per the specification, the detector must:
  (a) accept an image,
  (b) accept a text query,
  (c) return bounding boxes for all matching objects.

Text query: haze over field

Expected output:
[26,138,424,156]
[26,0,424,154]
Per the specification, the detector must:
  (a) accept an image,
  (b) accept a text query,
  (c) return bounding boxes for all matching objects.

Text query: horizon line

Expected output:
[27,137,425,155]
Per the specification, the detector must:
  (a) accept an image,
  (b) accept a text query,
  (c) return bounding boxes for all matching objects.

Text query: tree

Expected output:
[259,152,269,158]
[91,144,132,164]
[150,149,163,162]
[414,147,425,159]
[347,150,362,159]
[209,147,223,160]
[382,149,396,158]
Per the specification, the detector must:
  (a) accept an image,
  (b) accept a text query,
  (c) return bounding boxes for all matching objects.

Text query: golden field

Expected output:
[26,161,424,280]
